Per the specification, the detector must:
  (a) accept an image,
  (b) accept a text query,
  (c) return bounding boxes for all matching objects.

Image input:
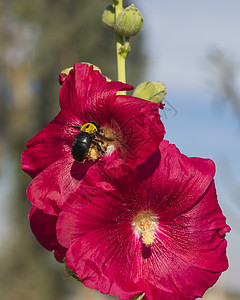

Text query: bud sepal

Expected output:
[133,81,167,103]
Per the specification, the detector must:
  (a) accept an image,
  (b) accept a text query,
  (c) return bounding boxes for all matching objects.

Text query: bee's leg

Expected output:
[92,141,106,156]
[94,139,107,151]
[94,138,104,144]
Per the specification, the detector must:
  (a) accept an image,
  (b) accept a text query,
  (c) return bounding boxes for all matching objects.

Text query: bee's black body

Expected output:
[71,132,93,162]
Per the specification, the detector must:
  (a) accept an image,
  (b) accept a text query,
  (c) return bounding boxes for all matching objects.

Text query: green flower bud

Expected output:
[102,4,116,30]
[133,81,167,103]
[115,4,143,37]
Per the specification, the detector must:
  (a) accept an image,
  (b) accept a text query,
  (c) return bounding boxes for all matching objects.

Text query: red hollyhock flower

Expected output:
[57,141,230,300]
[21,63,165,215]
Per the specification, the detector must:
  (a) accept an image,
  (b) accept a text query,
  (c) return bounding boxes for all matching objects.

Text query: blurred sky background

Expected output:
[0,0,240,299]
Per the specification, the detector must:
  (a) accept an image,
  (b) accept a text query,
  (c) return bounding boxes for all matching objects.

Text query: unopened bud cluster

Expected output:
[102,4,143,38]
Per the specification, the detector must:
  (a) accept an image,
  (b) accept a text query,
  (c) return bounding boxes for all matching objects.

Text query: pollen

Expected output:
[87,145,100,161]
[133,212,158,247]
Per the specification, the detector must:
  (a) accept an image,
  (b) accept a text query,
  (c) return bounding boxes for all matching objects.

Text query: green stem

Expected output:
[125,36,130,54]
[115,0,126,90]
[116,32,126,83]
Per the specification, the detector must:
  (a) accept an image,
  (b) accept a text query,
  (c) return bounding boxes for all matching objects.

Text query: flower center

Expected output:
[100,127,116,155]
[87,127,116,161]
[132,211,158,247]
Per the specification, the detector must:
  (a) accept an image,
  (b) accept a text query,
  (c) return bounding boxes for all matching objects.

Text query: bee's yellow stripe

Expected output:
[80,123,98,134]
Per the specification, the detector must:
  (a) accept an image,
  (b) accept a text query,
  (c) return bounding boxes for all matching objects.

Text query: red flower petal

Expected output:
[29,206,66,262]
[157,182,230,272]
[107,95,165,166]
[21,110,80,178]
[58,72,68,85]
[140,140,216,219]
[66,233,142,299]
[27,155,93,215]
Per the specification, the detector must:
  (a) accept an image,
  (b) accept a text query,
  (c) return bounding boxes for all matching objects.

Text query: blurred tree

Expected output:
[206,48,240,212]
[206,48,240,119]
[0,0,143,299]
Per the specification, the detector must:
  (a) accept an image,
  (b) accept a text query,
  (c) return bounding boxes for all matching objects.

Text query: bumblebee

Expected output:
[71,121,107,162]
